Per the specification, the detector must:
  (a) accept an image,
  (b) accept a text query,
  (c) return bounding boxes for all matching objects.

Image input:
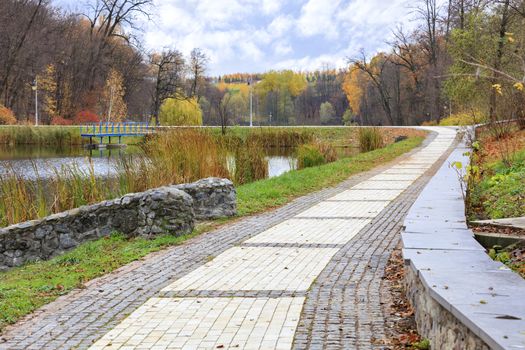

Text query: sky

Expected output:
[54,0,418,76]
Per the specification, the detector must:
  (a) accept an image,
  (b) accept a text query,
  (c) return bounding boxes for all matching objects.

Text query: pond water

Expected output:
[0,145,298,180]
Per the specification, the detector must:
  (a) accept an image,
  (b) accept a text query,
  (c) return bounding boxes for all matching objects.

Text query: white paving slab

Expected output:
[162,247,339,292]
[295,200,389,218]
[388,164,430,170]
[382,168,427,175]
[368,173,422,181]
[89,297,305,350]
[352,180,413,190]
[329,189,404,201]
[245,218,370,245]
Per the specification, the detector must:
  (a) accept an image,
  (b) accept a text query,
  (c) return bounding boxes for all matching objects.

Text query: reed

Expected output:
[296,140,338,169]
[0,126,83,146]
[245,128,314,148]
[0,128,348,227]
[358,128,384,152]
[233,139,268,184]
[138,129,230,189]
[0,161,112,226]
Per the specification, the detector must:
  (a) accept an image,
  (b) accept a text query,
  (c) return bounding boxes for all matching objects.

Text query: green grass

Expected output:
[470,149,525,219]
[0,135,424,332]
[0,231,199,331]
[237,136,424,216]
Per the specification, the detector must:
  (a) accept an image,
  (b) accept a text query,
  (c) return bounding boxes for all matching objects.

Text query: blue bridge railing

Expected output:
[80,122,153,137]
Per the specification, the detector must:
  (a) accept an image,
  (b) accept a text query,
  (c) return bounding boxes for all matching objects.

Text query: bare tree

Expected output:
[149,49,185,125]
[188,48,208,101]
[349,51,395,125]
[0,0,45,106]
[82,0,153,87]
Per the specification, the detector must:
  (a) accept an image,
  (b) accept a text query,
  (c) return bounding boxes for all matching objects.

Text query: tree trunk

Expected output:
[489,0,510,122]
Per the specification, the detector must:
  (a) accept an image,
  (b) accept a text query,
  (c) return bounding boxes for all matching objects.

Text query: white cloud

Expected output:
[296,0,342,39]
[274,41,293,56]
[261,0,284,15]
[52,0,426,75]
[268,15,294,38]
[273,53,347,72]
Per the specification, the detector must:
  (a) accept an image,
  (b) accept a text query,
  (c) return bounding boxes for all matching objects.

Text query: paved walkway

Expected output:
[0,127,458,350]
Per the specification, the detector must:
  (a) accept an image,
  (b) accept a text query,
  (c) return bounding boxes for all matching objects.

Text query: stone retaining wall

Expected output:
[401,131,525,350]
[404,262,490,350]
[0,177,236,271]
[175,178,236,219]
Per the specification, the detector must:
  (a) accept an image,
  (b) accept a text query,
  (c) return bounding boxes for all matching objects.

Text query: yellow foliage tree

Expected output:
[38,64,58,118]
[256,70,307,97]
[217,82,250,97]
[159,98,203,126]
[102,69,127,122]
[342,66,368,116]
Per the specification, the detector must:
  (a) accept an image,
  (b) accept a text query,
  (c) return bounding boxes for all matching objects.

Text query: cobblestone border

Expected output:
[0,132,438,350]
[292,132,459,349]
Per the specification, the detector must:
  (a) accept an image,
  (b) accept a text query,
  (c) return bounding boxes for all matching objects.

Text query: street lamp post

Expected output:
[248,78,253,127]
[31,78,38,126]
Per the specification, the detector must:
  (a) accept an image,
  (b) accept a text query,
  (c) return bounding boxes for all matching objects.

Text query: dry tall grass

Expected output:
[358,128,384,152]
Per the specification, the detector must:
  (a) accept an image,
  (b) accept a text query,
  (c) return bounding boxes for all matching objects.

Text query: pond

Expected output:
[0,145,298,180]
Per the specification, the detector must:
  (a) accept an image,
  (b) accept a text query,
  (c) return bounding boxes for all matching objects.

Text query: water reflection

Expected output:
[0,145,298,180]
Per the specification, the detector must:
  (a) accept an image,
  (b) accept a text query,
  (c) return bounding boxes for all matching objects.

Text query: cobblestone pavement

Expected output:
[0,127,458,350]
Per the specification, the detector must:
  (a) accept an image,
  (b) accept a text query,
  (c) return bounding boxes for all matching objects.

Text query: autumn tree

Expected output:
[349,52,395,125]
[0,104,17,125]
[256,70,307,125]
[38,64,58,120]
[343,66,368,124]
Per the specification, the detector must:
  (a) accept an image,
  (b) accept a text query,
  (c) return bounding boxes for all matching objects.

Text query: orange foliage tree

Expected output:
[342,66,368,122]
[0,105,17,125]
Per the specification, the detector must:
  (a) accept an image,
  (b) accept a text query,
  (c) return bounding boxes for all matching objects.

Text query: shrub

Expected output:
[51,116,73,125]
[314,140,338,163]
[439,111,487,126]
[342,109,355,125]
[296,144,325,168]
[296,140,338,169]
[0,105,17,125]
[73,110,100,124]
[358,128,384,152]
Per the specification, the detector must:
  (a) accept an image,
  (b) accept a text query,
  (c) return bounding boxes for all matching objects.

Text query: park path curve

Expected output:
[0,127,458,350]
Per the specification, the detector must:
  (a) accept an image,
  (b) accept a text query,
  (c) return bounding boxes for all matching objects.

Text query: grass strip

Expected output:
[0,136,423,331]
[237,136,424,215]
